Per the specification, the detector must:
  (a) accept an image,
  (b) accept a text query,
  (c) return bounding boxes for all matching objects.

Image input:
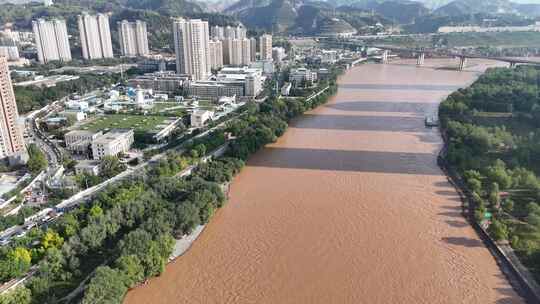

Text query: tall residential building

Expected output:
[0,57,25,159]
[78,13,114,60]
[173,18,210,81]
[223,38,251,66]
[259,34,273,61]
[241,38,251,66]
[224,26,236,39]
[249,37,257,62]
[235,25,247,39]
[208,39,223,70]
[32,18,71,64]
[211,25,224,40]
[223,39,241,66]
[118,20,149,57]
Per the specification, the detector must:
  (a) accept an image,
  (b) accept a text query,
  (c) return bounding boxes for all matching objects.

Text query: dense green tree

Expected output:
[27,144,48,174]
[99,156,126,179]
[82,266,127,304]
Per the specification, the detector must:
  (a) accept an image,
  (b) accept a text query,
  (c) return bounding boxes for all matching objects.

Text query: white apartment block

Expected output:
[0,57,25,159]
[208,39,223,70]
[173,18,210,81]
[78,13,114,60]
[259,34,272,61]
[118,20,149,57]
[32,18,71,64]
[91,129,134,160]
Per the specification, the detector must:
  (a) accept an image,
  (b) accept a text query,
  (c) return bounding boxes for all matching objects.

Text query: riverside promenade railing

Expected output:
[437,131,540,304]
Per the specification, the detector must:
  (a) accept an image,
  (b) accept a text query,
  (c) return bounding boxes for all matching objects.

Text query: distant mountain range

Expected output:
[2,0,540,36]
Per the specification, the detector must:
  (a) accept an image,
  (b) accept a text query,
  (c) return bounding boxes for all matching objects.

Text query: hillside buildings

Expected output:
[0,57,26,160]
[259,34,273,61]
[78,13,114,60]
[32,18,71,64]
[438,22,540,33]
[118,20,149,57]
[173,18,211,81]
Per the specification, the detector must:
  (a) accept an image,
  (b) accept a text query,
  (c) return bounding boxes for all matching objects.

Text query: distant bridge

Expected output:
[338,40,540,70]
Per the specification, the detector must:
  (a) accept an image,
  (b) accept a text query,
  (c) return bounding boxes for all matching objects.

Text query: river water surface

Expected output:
[125,59,524,304]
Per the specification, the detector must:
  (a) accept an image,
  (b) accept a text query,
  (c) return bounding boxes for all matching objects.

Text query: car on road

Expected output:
[13,230,27,238]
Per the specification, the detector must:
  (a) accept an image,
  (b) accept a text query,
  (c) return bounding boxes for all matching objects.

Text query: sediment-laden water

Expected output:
[125,59,523,304]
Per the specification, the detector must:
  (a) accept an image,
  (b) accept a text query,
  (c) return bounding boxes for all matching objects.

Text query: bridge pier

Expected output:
[381,50,389,64]
[509,62,517,68]
[458,57,467,71]
[416,52,425,66]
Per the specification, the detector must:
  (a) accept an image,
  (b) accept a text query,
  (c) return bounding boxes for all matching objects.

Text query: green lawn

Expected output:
[80,114,175,133]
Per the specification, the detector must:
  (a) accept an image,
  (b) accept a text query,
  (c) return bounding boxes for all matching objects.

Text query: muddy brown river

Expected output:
[125,59,524,304]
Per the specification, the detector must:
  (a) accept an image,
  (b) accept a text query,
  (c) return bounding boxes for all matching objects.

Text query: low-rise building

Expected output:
[65,130,102,154]
[185,80,245,101]
[127,72,188,94]
[91,129,134,160]
[75,160,101,176]
[289,68,318,86]
[191,110,214,128]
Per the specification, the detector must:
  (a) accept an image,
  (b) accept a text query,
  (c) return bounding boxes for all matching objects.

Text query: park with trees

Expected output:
[439,65,540,282]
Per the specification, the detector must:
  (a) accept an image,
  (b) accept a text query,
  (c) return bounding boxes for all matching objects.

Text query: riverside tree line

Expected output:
[0,66,341,303]
[439,66,540,282]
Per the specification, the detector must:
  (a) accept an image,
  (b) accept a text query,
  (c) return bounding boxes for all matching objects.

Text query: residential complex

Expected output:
[0,57,26,160]
[173,18,211,81]
[259,34,273,61]
[91,129,134,160]
[118,20,149,57]
[32,18,71,64]
[78,13,114,60]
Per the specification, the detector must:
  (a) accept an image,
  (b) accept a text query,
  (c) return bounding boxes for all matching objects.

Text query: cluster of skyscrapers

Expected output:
[174,18,273,81]
[32,14,149,64]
